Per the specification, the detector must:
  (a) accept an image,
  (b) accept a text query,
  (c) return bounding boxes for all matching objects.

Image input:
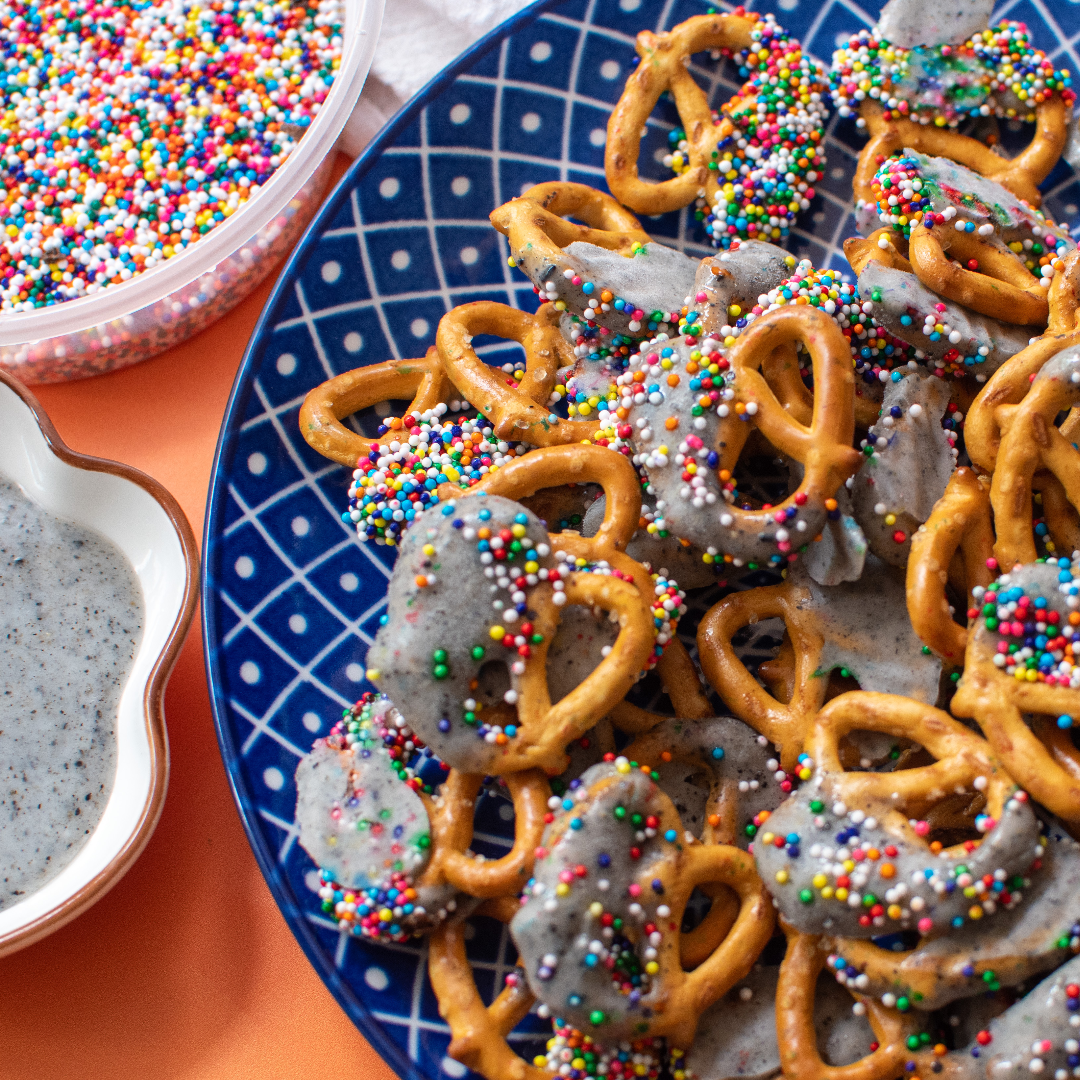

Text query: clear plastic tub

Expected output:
[0,0,384,384]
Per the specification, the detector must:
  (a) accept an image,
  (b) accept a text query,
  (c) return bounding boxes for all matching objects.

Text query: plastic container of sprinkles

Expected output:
[0,0,382,383]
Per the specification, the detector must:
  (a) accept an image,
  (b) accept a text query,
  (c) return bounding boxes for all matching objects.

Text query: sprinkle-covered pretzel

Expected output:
[776,926,922,1080]
[906,467,996,663]
[605,12,758,217]
[964,249,1080,474]
[436,301,599,445]
[629,305,862,569]
[295,694,550,941]
[832,17,1075,212]
[366,482,657,776]
[490,182,698,341]
[987,345,1080,567]
[823,816,1080,1013]
[298,349,452,466]
[754,691,1038,938]
[697,559,943,770]
[510,760,774,1046]
[951,561,1080,823]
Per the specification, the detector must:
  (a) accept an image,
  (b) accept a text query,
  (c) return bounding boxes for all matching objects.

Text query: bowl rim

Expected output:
[0,368,199,956]
[0,0,385,348]
[202,1,558,1075]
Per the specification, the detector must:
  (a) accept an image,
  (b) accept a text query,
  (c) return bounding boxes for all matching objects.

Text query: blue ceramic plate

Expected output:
[203,3,1080,1078]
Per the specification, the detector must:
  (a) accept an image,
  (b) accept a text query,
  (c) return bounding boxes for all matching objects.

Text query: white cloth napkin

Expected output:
[340,0,534,156]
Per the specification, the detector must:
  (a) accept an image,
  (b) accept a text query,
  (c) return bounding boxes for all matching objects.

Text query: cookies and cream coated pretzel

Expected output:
[754,691,1038,939]
[510,761,774,1046]
[965,249,1080,475]
[605,12,758,217]
[629,305,862,569]
[832,12,1075,214]
[952,561,1080,823]
[436,301,597,446]
[697,558,943,770]
[366,488,655,776]
[622,716,782,847]
[490,182,698,341]
[823,817,1080,1013]
[906,467,996,663]
[298,349,452,466]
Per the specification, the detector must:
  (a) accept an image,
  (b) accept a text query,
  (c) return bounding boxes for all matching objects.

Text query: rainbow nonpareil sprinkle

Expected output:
[0,0,342,311]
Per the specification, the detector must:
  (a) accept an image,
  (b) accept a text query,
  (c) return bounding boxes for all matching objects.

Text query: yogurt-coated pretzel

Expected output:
[906,220,1049,327]
[852,96,1069,212]
[952,561,1080,823]
[605,12,757,216]
[906,467,996,663]
[298,349,451,466]
[697,560,941,771]
[823,817,1080,1013]
[489,183,688,340]
[776,926,922,1080]
[436,301,598,445]
[755,691,1037,938]
[988,344,1080,567]
[964,249,1080,474]
[510,762,774,1046]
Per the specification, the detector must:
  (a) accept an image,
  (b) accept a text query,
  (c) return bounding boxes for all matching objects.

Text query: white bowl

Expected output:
[0,0,384,385]
[0,371,198,955]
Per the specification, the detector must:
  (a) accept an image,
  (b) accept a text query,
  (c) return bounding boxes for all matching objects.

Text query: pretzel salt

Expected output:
[436,301,596,446]
[298,349,452,466]
[605,12,757,217]
[952,561,1080,824]
[755,691,1037,938]
[697,560,942,771]
[510,760,774,1046]
[906,468,996,663]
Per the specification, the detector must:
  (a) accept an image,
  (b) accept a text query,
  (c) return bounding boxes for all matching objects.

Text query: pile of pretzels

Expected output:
[293,2,1080,1078]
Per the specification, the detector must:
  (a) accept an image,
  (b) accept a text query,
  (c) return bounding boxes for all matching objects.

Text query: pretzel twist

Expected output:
[965,250,1080,474]
[907,221,1049,327]
[607,637,715,736]
[852,97,1069,212]
[716,306,863,561]
[421,770,550,898]
[437,301,598,445]
[428,906,545,1080]
[776,926,921,1080]
[952,569,1080,824]
[906,467,996,662]
[697,580,828,771]
[988,351,1080,567]
[605,13,758,216]
[298,349,451,465]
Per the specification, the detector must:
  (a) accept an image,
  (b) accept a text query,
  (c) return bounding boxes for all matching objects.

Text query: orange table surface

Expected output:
[2,151,400,1080]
